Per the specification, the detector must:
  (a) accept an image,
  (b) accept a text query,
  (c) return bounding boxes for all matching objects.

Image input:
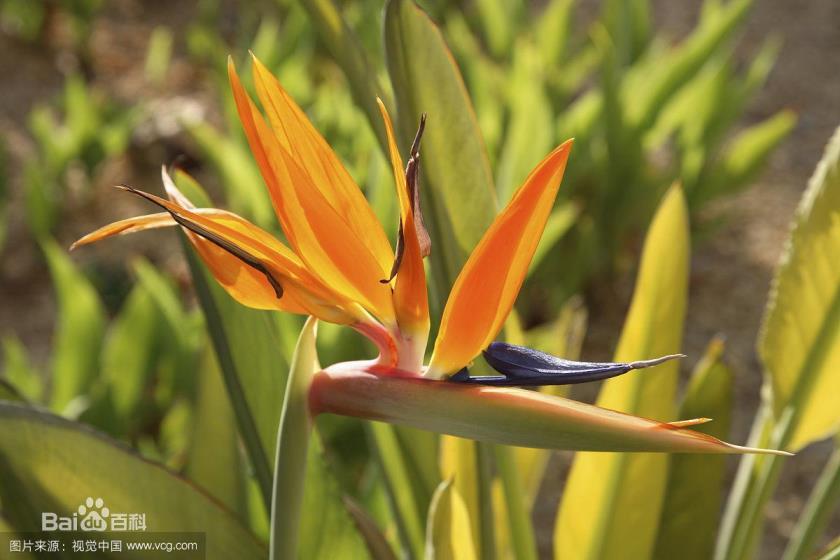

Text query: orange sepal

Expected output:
[228,58,395,325]
[428,140,574,377]
[377,99,429,335]
[248,55,393,275]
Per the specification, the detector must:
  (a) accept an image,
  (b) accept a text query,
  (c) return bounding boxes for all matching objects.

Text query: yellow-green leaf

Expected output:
[0,402,264,558]
[424,479,477,560]
[384,0,498,303]
[758,125,840,451]
[555,185,690,560]
[653,337,733,560]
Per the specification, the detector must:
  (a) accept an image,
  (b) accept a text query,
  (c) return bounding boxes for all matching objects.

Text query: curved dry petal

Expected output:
[428,140,574,377]
[309,368,790,455]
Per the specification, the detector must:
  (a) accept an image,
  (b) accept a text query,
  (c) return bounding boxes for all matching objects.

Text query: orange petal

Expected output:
[76,186,353,323]
[377,99,429,336]
[229,59,395,325]
[70,208,262,250]
[428,140,574,377]
[248,55,394,274]
[71,212,177,249]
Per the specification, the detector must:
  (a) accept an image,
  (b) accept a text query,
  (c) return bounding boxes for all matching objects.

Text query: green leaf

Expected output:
[298,438,372,560]
[186,347,247,517]
[495,41,555,204]
[654,337,733,560]
[695,110,796,205]
[0,378,26,402]
[0,402,264,558]
[144,26,173,85]
[100,282,161,428]
[43,238,106,413]
[424,480,477,560]
[384,0,498,305]
[132,258,201,383]
[759,124,840,451]
[187,122,275,228]
[782,438,840,560]
[439,436,491,559]
[474,0,521,59]
[1,336,42,402]
[535,0,575,68]
[627,0,752,130]
[344,496,399,560]
[492,445,537,560]
[717,126,840,560]
[369,422,428,558]
[184,241,279,511]
[270,316,316,559]
[555,185,690,560]
[298,0,391,152]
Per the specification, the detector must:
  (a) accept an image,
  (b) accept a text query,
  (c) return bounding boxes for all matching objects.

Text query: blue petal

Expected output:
[448,342,684,386]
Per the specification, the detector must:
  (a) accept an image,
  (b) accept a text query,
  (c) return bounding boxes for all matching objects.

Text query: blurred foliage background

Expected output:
[0,0,838,558]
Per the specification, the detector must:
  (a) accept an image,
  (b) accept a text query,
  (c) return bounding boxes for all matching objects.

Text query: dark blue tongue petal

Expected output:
[448,342,684,386]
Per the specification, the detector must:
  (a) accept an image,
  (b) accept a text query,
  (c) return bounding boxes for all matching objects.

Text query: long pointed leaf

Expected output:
[0,402,264,558]
[555,185,690,560]
[424,479,477,560]
[43,238,106,413]
[384,0,498,305]
[653,337,733,560]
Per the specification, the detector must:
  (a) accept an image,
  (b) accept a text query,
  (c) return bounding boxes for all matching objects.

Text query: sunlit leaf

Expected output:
[695,110,796,205]
[759,125,840,451]
[654,337,733,560]
[782,438,840,560]
[424,479,477,560]
[0,402,264,558]
[384,0,498,306]
[555,185,690,559]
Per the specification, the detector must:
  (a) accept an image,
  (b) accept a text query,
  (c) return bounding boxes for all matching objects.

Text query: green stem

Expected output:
[494,445,538,560]
[270,317,318,560]
[782,440,840,560]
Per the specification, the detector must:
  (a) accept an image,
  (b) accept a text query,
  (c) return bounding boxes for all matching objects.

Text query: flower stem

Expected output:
[270,317,319,560]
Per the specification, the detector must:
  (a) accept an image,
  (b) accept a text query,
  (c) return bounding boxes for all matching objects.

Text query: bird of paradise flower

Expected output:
[73,55,786,459]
